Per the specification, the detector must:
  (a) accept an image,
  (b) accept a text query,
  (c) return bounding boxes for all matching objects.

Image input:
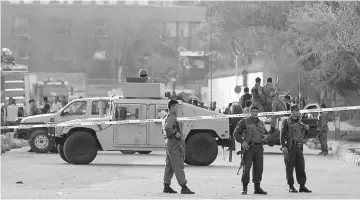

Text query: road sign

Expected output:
[234,85,241,94]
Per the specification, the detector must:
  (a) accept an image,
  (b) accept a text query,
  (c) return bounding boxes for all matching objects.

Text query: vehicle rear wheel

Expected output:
[58,144,69,163]
[137,151,152,154]
[120,150,136,154]
[63,131,98,165]
[29,129,52,153]
[185,133,218,166]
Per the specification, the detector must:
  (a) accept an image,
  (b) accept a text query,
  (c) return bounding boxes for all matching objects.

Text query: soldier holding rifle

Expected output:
[280,104,312,193]
[233,106,269,195]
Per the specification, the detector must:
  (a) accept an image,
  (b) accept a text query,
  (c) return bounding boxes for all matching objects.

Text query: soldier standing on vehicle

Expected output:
[240,87,252,109]
[251,77,265,112]
[270,91,287,133]
[317,104,329,155]
[162,100,195,194]
[233,106,268,195]
[139,69,153,83]
[280,104,312,193]
[262,77,275,112]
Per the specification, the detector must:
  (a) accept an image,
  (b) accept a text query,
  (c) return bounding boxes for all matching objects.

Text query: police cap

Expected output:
[290,104,300,111]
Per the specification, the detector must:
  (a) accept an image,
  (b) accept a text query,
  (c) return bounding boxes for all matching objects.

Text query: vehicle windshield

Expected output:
[105,100,113,118]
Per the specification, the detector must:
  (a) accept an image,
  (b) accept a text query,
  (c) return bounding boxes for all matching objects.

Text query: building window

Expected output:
[164,22,176,38]
[50,17,72,37]
[93,19,108,38]
[92,50,107,60]
[13,17,29,36]
[178,22,190,37]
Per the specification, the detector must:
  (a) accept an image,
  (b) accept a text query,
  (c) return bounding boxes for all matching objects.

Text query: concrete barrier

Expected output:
[1,134,11,152]
[330,141,360,166]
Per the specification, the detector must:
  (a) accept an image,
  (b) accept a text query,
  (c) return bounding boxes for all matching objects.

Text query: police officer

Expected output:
[139,69,152,83]
[162,100,195,194]
[262,77,275,112]
[233,106,268,195]
[228,101,243,151]
[280,104,312,193]
[317,104,329,155]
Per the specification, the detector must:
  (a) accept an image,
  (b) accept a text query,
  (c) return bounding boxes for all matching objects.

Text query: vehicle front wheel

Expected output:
[58,144,69,163]
[63,131,98,165]
[137,151,151,154]
[185,133,218,166]
[29,129,52,153]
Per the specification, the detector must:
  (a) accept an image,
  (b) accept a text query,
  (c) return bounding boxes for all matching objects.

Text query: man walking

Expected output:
[162,100,194,194]
[317,104,329,155]
[233,106,268,195]
[280,104,312,193]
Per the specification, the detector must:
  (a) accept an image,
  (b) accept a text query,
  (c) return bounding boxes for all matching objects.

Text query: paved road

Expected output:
[1,146,360,199]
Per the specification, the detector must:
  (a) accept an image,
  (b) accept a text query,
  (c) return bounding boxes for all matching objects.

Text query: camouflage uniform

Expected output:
[262,83,275,112]
[251,84,265,112]
[233,117,268,195]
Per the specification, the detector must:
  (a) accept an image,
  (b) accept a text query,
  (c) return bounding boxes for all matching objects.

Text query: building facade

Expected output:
[1,0,206,85]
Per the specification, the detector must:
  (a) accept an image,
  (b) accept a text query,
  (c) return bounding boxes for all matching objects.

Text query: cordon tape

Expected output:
[1,105,360,130]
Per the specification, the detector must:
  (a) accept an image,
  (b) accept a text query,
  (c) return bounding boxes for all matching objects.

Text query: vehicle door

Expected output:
[54,100,88,124]
[113,103,148,146]
[301,105,319,138]
[147,104,168,147]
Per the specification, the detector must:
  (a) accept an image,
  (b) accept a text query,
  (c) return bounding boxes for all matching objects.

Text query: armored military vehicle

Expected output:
[55,78,231,166]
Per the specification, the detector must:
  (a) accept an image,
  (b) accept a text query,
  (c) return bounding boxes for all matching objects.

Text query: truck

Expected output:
[54,79,232,166]
[1,63,30,131]
[16,96,113,153]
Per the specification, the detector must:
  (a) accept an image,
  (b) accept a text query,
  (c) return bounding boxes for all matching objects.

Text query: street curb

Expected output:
[331,142,360,166]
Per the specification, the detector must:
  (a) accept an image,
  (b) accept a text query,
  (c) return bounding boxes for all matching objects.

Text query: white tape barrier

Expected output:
[1,105,360,130]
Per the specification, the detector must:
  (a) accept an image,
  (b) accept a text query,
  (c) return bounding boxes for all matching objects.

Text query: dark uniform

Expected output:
[162,113,194,194]
[280,105,312,193]
[251,85,265,112]
[317,112,329,155]
[228,102,243,151]
[233,115,268,195]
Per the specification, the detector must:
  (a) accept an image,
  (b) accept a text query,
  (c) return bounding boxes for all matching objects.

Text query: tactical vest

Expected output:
[245,118,266,143]
[287,118,305,142]
[251,86,262,101]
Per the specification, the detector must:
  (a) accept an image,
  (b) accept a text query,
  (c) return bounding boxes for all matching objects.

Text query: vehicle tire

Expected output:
[137,151,152,154]
[120,150,136,154]
[63,131,98,165]
[58,144,69,163]
[185,133,218,166]
[29,129,52,153]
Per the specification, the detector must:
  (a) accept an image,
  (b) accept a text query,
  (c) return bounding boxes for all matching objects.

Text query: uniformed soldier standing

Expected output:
[251,77,265,112]
[317,104,329,155]
[162,100,195,194]
[280,104,312,193]
[233,106,268,195]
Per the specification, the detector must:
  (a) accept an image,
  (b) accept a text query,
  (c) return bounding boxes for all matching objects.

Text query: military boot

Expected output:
[299,185,312,193]
[181,185,195,194]
[289,185,298,193]
[241,183,248,195]
[254,183,267,195]
[163,184,177,194]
